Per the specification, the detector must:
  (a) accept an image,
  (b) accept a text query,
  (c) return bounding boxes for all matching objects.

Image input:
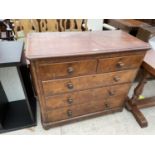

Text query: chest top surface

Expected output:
[25,30,150,59]
[0,41,23,66]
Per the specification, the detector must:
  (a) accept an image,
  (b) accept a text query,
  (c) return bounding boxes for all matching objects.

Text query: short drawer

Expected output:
[45,83,131,110]
[47,95,126,122]
[97,54,144,73]
[38,59,97,80]
[42,69,137,96]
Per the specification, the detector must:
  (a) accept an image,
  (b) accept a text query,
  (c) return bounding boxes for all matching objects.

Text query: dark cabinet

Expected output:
[0,41,36,133]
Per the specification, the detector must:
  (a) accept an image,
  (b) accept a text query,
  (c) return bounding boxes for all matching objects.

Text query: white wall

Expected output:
[87,19,103,31]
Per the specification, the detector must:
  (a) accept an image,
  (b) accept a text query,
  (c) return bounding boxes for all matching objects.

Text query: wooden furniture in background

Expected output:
[38,19,87,32]
[137,19,155,26]
[136,25,155,42]
[26,30,149,129]
[126,50,155,127]
[54,19,88,31]
[0,41,36,133]
[106,19,149,36]
[13,19,88,39]
[39,19,58,32]
[63,19,88,31]
[13,19,39,39]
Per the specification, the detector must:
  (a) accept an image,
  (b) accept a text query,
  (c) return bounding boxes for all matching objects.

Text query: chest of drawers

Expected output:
[26,30,149,129]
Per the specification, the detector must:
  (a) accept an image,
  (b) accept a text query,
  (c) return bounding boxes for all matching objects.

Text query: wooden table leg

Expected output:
[126,68,150,128]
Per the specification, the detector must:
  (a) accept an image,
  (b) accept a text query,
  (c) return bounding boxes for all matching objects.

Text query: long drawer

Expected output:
[47,95,126,123]
[97,54,144,73]
[38,59,97,80]
[45,83,131,110]
[42,69,137,96]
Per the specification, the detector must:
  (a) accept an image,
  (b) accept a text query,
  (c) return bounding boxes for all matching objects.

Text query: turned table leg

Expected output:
[126,68,150,128]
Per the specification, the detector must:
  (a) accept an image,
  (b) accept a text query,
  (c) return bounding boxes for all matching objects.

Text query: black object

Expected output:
[0,19,14,40]
[0,41,36,133]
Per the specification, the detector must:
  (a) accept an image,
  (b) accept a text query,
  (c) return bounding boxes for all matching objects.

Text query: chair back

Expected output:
[60,19,87,31]
[13,19,39,39]
[39,19,58,32]
[13,19,88,39]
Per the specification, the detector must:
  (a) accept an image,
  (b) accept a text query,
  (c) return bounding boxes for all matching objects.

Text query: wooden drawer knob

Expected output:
[117,61,125,68]
[67,110,73,117]
[67,67,74,74]
[105,102,110,109]
[67,82,74,89]
[67,97,73,104]
[113,76,120,82]
[108,90,115,96]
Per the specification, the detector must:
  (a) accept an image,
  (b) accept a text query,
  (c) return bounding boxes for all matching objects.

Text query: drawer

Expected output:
[45,83,131,110]
[38,59,97,80]
[97,54,144,73]
[42,69,137,96]
[47,95,126,122]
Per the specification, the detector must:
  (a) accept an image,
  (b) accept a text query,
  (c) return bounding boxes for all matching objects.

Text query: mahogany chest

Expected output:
[26,30,149,129]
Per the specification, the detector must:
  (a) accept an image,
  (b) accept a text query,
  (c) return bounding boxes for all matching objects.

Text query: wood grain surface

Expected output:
[25,30,150,59]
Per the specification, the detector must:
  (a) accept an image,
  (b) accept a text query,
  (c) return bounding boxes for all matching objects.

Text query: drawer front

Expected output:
[42,69,137,96]
[97,54,144,73]
[38,60,97,80]
[47,95,125,122]
[45,83,131,110]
